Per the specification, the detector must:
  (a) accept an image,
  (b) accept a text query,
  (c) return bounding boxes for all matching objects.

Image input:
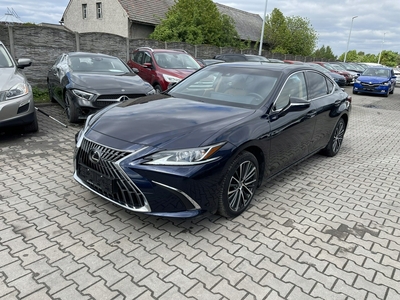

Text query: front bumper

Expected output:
[353,83,389,95]
[73,136,226,217]
[0,90,35,128]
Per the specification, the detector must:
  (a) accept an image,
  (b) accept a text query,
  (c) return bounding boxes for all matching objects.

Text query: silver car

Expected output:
[0,41,38,133]
[394,68,400,85]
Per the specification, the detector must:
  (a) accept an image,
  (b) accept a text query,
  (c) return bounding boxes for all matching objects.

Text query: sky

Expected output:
[0,0,399,57]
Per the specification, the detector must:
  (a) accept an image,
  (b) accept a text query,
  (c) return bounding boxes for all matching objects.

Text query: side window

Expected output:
[132,51,144,64]
[274,72,307,110]
[306,71,328,99]
[143,52,152,64]
[327,78,335,93]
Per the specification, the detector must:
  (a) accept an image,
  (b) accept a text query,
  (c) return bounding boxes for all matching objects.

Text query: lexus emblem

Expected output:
[120,95,129,102]
[89,149,102,164]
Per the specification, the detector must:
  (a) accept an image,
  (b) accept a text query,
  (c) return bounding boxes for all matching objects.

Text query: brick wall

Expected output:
[0,23,328,88]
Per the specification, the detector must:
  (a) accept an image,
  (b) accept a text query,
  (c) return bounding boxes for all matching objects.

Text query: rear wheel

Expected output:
[65,93,79,123]
[322,118,346,157]
[218,151,259,218]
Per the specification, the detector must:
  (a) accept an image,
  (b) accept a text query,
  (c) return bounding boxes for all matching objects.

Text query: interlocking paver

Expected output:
[1,89,400,299]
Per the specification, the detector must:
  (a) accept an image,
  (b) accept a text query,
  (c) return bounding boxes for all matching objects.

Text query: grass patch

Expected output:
[33,86,50,104]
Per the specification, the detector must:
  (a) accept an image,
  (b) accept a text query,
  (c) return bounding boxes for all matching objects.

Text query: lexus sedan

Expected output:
[0,41,38,133]
[353,67,396,97]
[47,52,155,123]
[74,62,351,218]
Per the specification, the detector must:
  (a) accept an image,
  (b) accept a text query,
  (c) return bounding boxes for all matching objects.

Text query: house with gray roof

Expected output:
[61,0,263,43]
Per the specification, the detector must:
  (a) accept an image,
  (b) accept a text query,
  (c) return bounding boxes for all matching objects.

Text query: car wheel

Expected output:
[25,111,39,133]
[154,84,162,94]
[390,86,394,94]
[218,151,259,218]
[322,118,346,157]
[352,90,358,94]
[65,93,79,123]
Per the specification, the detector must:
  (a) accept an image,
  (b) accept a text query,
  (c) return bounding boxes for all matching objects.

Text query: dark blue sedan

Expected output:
[353,67,396,97]
[74,62,351,218]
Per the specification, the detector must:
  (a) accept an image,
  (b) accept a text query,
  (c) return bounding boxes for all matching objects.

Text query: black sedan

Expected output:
[74,62,351,218]
[47,52,155,123]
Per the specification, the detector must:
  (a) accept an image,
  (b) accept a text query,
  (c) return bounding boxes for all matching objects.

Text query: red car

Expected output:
[311,62,353,85]
[127,47,201,93]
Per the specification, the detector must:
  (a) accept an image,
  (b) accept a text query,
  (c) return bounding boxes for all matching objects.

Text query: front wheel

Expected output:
[322,118,346,157]
[65,93,79,123]
[154,84,162,94]
[218,151,259,218]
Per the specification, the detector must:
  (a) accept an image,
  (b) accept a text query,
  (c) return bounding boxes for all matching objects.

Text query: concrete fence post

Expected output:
[8,26,15,59]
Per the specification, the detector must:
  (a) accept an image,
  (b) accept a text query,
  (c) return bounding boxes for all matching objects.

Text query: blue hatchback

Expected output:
[353,67,396,97]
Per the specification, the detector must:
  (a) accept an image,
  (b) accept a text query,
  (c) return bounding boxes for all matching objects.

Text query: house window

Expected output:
[96,2,102,19]
[82,4,87,19]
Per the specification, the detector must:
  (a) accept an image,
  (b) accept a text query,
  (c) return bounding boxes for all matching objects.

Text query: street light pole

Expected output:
[377,32,387,65]
[258,0,268,55]
[344,16,358,63]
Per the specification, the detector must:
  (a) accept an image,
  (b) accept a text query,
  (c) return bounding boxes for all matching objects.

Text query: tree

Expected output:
[263,8,317,56]
[285,16,317,56]
[313,45,336,60]
[338,50,358,62]
[149,0,240,47]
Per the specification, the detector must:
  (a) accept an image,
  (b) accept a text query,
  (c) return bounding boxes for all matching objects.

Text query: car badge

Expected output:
[120,95,129,101]
[121,89,125,92]
[89,149,102,164]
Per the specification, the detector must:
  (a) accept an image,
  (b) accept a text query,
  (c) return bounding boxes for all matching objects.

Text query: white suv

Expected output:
[0,41,38,133]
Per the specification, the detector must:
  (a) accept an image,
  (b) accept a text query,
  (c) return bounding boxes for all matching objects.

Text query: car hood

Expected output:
[0,68,25,91]
[357,75,390,83]
[86,95,254,149]
[70,72,152,92]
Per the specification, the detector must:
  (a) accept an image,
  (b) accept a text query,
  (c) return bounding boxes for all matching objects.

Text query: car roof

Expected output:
[68,52,117,58]
[213,61,318,73]
[135,47,188,54]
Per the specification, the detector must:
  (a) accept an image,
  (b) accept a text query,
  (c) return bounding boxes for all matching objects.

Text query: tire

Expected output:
[352,90,358,94]
[25,111,39,133]
[322,118,346,157]
[218,151,259,218]
[65,93,79,123]
[154,84,162,94]
[390,85,394,94]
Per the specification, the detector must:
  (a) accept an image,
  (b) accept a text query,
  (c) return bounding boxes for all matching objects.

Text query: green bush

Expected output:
[32,86,50,103]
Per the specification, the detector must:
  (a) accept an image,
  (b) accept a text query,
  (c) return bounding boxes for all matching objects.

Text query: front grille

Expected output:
[94,94,146,108]
[76,138,146,208]
[361,82,380,88]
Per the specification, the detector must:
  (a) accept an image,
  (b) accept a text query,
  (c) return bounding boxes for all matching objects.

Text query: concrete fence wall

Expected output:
[1,24,329,88]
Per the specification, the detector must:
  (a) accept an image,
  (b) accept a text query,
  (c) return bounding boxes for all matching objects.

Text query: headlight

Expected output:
[72,89,95,101]
[143,143,225,165]
[382,81,389,86]
[162,74,181,83]
[4,82,29,101]
[355,80,360,84]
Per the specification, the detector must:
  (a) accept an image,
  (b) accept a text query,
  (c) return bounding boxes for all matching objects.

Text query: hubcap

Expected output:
[332,121,345,153]
[228,160,257,212]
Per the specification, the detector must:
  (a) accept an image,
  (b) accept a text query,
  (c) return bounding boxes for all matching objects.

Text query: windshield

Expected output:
[362,68,391,78]
[69,55,130,73]
[0,45,14,68]
[154,53,201,70]
[169,65,279,108]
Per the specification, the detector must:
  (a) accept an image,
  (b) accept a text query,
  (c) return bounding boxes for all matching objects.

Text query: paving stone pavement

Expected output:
[1,86,400,299]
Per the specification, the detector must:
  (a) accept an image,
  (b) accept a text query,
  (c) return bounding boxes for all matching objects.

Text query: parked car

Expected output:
[394,68,400,85]
[353,67,396,97]
[0,41,38,133]
[127,47,201,93]
[213,53,270,62]
[47,52,155,123]
[312,62,354,85]
[196,58,224,66]
[74,62,351,218]
[304,63,346,87]
[330,63,358,83]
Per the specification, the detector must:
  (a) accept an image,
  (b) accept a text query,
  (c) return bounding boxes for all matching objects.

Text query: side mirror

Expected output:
[131,67,139,74]
[17,58,32,69]
[278,97,310,117]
